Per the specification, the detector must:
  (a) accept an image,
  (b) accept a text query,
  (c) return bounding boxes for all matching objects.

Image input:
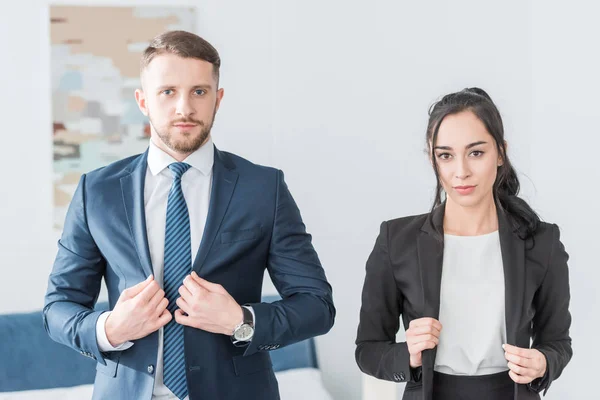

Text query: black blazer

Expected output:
[355,205,572,400]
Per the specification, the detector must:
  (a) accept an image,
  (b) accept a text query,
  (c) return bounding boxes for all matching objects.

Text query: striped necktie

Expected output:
[163,162,192,399]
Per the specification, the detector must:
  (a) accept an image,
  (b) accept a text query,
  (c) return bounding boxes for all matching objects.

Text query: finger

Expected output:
[191,272,228,295]
[407,334,439,346]
[148,288,165,310]
[508,370,532,384]
[122,275,153,299]
[508,361,538,378]
[409,325,442,338]
[178,285,194,303]
[183,275,206,297]
[504,352,533,368]
[174,309,192,326]
[154,297,169,317]
[408,340,437,355]
[507,361,529,377]
[409,318,442,331]
[136,279,160,303]
[503,344,533,359]
[176,297,191,314]
[156,308,172,328]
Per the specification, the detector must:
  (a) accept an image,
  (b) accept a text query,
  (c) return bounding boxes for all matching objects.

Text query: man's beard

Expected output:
[148,109,216,154]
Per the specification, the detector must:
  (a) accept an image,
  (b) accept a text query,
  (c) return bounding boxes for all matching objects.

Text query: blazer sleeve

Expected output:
[355,221,417,383]
[43,174,109,365]
[529,224,573,395]
[243,169,335,356]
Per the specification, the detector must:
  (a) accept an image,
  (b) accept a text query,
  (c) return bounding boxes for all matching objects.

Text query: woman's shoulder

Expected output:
[530,220,560,243]
[383,212,430,236]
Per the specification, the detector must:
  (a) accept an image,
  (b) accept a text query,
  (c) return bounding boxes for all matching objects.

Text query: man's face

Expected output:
[136,53,224,154]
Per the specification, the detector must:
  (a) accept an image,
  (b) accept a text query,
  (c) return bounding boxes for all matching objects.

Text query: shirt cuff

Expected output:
[96,311,134,352]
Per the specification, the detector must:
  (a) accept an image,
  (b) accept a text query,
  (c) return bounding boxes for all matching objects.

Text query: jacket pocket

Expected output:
[221,227,261,244]
[96,354,120,377]
[232,352,272,376]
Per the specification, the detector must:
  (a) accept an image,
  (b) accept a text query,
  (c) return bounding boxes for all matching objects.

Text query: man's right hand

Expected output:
[406,317,443,368]
[105,275,172,347]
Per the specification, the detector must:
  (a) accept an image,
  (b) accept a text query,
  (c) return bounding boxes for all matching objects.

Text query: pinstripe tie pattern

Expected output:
[163,162,192,399]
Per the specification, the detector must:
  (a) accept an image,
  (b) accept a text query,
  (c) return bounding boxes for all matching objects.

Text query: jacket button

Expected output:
[147,364,154,374]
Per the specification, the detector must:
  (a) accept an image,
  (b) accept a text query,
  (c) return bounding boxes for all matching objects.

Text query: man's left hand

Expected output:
[174,271,243,335]
[503,343,547,384]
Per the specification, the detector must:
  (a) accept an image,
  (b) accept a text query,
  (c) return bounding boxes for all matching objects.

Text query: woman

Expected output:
[355,88,572,400]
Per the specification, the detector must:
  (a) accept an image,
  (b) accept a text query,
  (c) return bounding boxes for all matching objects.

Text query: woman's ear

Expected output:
[498,140,508,166]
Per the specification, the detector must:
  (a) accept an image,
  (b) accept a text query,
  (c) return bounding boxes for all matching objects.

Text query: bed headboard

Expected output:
[0,295,318,392]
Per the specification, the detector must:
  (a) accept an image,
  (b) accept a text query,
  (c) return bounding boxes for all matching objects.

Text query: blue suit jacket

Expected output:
[44,146,335,400]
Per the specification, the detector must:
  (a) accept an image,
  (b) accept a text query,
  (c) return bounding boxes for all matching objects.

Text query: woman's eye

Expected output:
[436,153,451,160]
[471,150,484,157]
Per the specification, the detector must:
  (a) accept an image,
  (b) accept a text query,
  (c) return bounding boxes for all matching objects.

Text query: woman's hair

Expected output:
[426,87,540,239]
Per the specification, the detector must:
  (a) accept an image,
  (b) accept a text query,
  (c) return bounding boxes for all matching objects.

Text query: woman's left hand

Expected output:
[503,344,547,384]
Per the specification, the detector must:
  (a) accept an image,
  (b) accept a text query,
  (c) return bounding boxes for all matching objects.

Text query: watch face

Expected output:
[234,324,254,341]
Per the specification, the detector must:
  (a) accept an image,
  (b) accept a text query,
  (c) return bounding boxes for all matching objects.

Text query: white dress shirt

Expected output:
[434,231,509,376]
[95,137,231,399]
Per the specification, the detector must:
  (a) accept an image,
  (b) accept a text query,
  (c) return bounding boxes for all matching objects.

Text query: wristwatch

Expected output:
[231,306,255,344]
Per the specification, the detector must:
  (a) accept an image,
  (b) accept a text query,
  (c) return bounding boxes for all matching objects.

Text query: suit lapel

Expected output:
[418,205,445,320]
[497,208,525,346]
[192,147,239,273]
[120,150,154,278]
[417,205,444,400]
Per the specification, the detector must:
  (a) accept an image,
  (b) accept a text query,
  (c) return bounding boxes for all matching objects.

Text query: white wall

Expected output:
[0,1,596,400]
[529,1,600,399]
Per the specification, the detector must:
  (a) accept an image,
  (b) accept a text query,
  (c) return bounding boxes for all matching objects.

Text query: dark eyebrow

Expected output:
[434,141,488,151]
[156,84,214,91]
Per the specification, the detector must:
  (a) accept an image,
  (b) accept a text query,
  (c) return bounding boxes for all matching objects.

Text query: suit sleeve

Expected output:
[529,224,573,395]
[243,170,335,356]
[355,221,417,383]
[43,174,109,365]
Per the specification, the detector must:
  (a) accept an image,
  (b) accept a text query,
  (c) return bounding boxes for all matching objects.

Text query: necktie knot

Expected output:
[168,162,191,180]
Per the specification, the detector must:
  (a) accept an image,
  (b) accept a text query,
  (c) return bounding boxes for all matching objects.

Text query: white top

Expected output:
[434,230,509,376]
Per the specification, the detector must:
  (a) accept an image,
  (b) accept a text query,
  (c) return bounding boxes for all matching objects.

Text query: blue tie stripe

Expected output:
[163,162,192,400]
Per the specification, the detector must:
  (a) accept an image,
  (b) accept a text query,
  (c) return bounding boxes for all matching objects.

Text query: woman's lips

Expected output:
[454,185,476,195]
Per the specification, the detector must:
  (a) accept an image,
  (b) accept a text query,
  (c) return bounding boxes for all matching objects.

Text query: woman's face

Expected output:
[431,110,503,208]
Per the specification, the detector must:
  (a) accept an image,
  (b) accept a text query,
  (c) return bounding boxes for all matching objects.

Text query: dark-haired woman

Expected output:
[355,88,572,400]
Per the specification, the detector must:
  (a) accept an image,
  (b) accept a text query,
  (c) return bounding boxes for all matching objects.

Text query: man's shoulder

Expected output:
[218,149,279,177]
[84,152,144,182]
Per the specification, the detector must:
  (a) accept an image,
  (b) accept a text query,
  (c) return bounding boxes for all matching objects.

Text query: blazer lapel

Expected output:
[417,204,445,400]
[192,146,239,273]
[497,208,525,346]
[120,150,154,278]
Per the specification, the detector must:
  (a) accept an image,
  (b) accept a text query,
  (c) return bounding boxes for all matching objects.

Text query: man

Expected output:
[44,30,335,400]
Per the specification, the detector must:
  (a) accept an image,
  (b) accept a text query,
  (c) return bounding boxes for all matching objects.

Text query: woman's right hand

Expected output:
[406,317,443,368]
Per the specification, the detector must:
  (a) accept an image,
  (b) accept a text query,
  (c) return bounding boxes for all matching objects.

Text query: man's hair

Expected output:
[140,30,221,83]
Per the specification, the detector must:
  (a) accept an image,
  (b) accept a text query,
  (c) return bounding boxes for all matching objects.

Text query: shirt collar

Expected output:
[147,136,214,177]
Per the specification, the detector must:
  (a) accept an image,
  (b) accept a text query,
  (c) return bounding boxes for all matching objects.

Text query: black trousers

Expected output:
[432,370,514,400]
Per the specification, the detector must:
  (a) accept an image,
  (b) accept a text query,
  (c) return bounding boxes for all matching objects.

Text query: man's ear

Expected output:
[135,89,148,117]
